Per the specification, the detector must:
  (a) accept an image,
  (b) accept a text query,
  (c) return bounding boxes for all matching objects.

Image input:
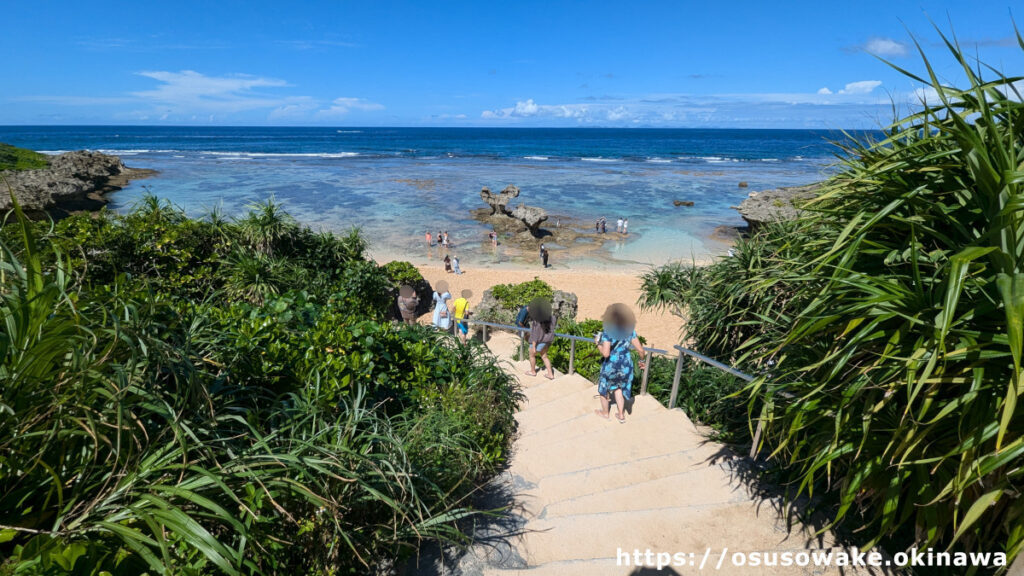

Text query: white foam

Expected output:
[581,157,618,162]
[645,157,672,163]
[202,151,359,158]
[524,155,549,160]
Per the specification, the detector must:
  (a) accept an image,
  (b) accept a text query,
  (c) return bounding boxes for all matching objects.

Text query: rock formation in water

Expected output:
[0,149,155,218]
[478,185,549,237]
[735,183,820,229]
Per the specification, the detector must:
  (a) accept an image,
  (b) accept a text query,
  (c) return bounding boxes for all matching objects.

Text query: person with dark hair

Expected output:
[397,285,419,326]
[443,254,452,273]
[542,248,550,268]
[525,298,556,379]
[593,303,645,423]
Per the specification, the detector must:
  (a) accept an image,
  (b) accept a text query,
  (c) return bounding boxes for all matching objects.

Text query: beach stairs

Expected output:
[409,332,886,576]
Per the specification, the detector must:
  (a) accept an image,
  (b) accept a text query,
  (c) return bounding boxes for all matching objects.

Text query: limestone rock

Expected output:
[551,290,578,323]
[510,203,548,236]
[480,185,521,216]
[673,200,694,207]
[735,183,820,229]
[0,149,154,217]
[738,181,749,188]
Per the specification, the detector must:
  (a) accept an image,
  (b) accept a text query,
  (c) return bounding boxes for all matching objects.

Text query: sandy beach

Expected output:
[407,263,686,351]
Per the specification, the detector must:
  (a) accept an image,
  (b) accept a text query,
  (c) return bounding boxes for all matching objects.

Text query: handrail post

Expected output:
[568,339,576,375]
[482,324,488,343]
[669,349,684,409]
[519,331,526,359]
[640,350,651,396]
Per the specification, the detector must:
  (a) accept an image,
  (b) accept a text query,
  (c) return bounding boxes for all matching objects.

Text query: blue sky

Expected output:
[1,0,1020,128]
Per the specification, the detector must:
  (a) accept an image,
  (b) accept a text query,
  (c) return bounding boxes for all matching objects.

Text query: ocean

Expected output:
[0,126,851,267]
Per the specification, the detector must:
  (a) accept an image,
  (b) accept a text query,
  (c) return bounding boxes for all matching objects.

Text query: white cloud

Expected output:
[838,80,882,95]
[21,70,387,123]
[861,37,908,57]
[133,70,289,108]
[817,87,833,95]
[483,99,590,120]
[318,97,385,117]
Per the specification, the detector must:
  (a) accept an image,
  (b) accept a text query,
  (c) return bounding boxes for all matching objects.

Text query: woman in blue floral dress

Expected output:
[593,303,646,423]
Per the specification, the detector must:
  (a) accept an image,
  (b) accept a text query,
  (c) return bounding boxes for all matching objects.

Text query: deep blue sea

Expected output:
[0,126,853,267]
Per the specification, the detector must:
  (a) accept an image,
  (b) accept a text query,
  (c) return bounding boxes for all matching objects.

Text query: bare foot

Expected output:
[593,409,610,419]
[525,370,537,377]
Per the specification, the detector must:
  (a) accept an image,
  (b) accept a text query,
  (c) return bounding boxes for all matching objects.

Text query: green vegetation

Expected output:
[382,259,426,285]
[640,31,1024,566]
[0,143,49,171]
[0,195,522,575]
[490,277,553,310]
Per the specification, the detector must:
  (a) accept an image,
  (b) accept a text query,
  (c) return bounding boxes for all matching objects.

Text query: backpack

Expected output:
[514,306,530,328]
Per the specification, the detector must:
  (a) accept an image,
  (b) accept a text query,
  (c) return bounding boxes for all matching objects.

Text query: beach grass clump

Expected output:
[0,143,49,171]
[0,195,521,574]
[640,28,1024,565]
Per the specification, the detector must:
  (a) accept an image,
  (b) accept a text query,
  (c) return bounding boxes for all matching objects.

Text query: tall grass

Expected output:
[641,28,1024,567]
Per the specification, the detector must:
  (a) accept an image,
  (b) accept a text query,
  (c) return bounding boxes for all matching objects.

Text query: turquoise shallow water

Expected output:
[0,126,856,266]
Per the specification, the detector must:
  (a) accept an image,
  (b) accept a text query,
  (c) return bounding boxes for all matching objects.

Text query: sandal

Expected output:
[616,414,626,424]
[525,370,537,377]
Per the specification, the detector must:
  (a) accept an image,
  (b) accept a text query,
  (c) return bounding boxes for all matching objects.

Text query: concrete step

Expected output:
[540,465,748,519]
[516,397,695,454]
[514,502,835,566]
[520,374,592,407]
[512,408,709,482]
[534,445,728,507]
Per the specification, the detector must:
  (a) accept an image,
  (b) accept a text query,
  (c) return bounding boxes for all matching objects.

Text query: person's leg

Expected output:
[594,392,610,419]
[540,346,554,378]
[613,389,626,421]
[527,342,538,376]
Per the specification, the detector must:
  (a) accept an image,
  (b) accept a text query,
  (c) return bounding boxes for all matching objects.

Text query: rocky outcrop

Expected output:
[481,185,521,215]
[473,288,579,328]
[510,204,548,235]
[479,185,549,238]
[0,150,155,218]
[736,183,820,229]
[673,200,694,207]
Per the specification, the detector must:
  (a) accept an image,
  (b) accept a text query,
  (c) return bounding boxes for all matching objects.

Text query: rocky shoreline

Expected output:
[0,149,155,218]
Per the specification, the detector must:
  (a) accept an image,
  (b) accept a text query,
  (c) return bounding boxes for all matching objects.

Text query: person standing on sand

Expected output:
[397,285,419,326]
[443,254,453,273]
[542,248,549,268]
[601,218,607,234]
[594,303,646,424]
[616,217,623,233]
[452,254,463,275]
[539,243,545,260]
[623,218,629,235]
[526,298,556,379]
[453,289,472,344]
[431,281,452,332]
[490,230,498,247]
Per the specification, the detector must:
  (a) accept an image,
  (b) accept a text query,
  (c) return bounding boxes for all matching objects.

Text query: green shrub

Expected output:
[0,194,522,575]
[381,260,424,285]
[491,277,553,309]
